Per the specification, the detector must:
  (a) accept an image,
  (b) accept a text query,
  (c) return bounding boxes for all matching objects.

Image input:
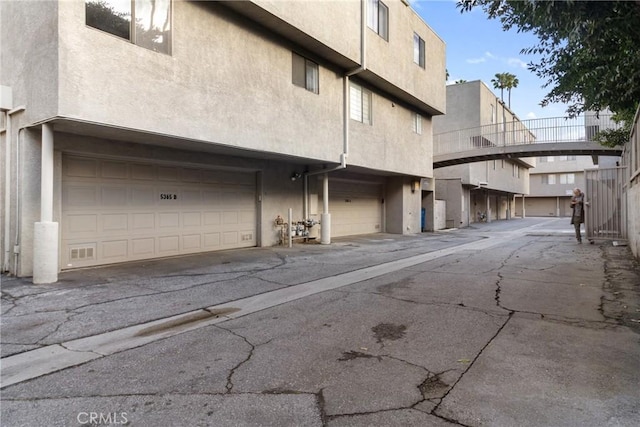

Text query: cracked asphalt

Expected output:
[1,217,640,426]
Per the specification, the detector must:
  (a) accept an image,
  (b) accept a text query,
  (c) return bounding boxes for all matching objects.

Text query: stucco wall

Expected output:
[0,0,59,124]
[365,0,446,113]
[348,89,433,177]
[57,1,344,163]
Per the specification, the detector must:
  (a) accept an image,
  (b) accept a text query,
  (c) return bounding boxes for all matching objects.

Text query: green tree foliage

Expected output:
[458,0,640,119]
[593,110,634,148]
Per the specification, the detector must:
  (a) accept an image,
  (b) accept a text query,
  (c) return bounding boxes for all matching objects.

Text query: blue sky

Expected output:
[411,0,568,120]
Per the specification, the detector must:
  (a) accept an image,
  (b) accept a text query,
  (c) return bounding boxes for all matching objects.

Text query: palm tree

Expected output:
[491,72,508,103]
[491,72,519,108]
[505,73,519,108]
[454,79,467,84]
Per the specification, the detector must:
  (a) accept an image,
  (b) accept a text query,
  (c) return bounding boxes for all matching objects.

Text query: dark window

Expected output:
[86,0,171,54]
[368,0,389,41]
[413,33,425,68]
[292,53,319,94]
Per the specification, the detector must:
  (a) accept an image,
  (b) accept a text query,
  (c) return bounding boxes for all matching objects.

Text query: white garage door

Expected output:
[61,156,256,269]
[329,180,383,237]
[525,197,557,217]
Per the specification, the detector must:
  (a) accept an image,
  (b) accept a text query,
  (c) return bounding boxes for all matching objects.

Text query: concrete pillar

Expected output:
[556,196,560,217]
[486,193,492,223]
[33,123,58,284]
[522,195,526,218]
[320,173,331,244]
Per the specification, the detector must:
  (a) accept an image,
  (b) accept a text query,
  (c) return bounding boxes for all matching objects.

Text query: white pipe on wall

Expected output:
[41,123,54,222]
[3,106,25,273]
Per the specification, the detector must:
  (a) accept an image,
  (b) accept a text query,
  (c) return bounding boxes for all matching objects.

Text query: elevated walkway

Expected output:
[433,115,623,168]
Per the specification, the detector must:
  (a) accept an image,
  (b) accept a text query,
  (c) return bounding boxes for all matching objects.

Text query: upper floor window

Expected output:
[86,0,171,54]
[350,82,372,125]
[413,33,425,68]
[413,113,422,134]
[542,174,556,185]
[292,53,319,94]
[559,173,575,184]
[367,0,389,41]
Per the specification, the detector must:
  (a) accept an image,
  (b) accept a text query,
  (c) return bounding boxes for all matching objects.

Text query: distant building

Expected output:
[526,109,620,217]
[0,0,446,282]
[432,81,534,228]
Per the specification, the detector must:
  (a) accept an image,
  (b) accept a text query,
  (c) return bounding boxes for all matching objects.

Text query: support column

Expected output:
[33,123,58,284]
[556,196,560,217]
[486,192,492,223]
[522,195,526,218]
[320,173,331,244]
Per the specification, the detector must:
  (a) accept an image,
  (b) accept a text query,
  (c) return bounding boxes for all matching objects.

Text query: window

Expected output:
[560,173,575,184]
[292,53,319,94]
[350,82,372,124]
[367,0,389,40]
[513,164,520,177]
[539,156,547,162]
[413,33,425,68]
[413,113,422,134]
[542,174,556,185]
[558,155,576,161]
[86,0,171,54]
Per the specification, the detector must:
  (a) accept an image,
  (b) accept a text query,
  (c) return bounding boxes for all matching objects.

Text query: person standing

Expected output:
[570,188,585,243]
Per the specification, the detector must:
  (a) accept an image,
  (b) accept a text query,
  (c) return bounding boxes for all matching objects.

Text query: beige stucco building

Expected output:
[526,154,619,217]
[0,0,445,282]
[432,81,534,227]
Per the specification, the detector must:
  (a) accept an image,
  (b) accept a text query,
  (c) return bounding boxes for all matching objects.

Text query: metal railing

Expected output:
[434,114,623,156]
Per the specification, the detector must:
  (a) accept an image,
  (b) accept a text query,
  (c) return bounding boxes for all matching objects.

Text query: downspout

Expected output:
[3,106,25,272]
[303,0,367,244]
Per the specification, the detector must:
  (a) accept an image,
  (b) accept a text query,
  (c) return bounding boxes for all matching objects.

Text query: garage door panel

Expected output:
[103,240,128,259]
[131,163,155,180]
[159,212,180,228]
[131,238,154,255]
[183,234,202,250]
[102,214,128,232]
[182,190,202,204]
[223,231,238,245]
[67,214,98,234]
[102,161,128,179]
[204,212,221,225]
[62,156,256,269]
[131,187,156,206]
[102,187,128,205]
[223,211,239,224]
[204,232,221,248]
[157,166,179,181]
[66,157,98,178]
[183,212,202,227]
[66,186,98,206]
[132,213,155,231]
[158,236,180,253]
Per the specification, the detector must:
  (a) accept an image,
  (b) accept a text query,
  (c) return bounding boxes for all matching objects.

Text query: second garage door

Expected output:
[329,180,383,237]
[61,156,256,269]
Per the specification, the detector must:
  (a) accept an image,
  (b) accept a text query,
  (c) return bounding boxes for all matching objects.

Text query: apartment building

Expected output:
[0,0,445,283]
[432,81,533,228]
[526,155,619,217]
[526,110,621,217]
